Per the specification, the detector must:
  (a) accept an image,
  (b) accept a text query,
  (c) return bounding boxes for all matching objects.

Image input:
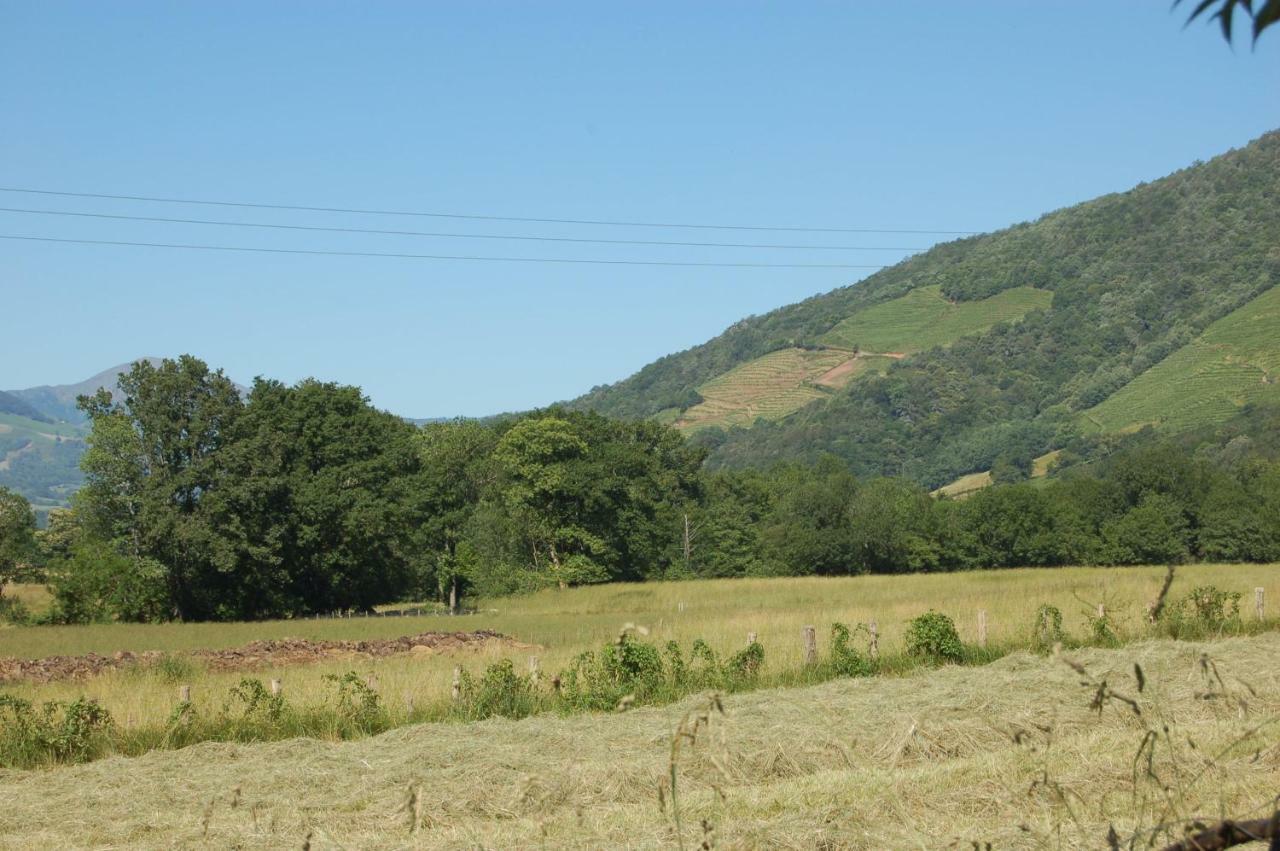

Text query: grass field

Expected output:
[932,450,1063,499]
[676,347,853,431]
[817,284,1053,352]
[1,564,1276,751]
[1,633,1276,849]
[932,469,992,498]
[1085,284,1280,434]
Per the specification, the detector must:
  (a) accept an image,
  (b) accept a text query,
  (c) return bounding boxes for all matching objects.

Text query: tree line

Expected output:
[0,355,1277,623]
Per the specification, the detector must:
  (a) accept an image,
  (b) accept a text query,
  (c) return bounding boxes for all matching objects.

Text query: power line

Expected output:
[0,186,980,236]
[0,207,931,252]
[0,234,892,269]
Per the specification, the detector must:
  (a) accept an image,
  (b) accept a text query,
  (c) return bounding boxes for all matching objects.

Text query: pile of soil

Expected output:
[0,630,528,683]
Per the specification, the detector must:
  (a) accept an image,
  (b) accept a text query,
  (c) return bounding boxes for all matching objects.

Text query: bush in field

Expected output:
[727,639,765,678]
[0,694,113,766]
[227,678,287,725]
[904,611,964,664]
[1032,604,1065,650]
[1184,585,1242,628]
[457,659,538,720]
[559,631,667,711]
[45,541,169,624]
[828,622,873,676]
[1087,607,1120,647]
[1156,584,1243,639]
[323,672,386,733]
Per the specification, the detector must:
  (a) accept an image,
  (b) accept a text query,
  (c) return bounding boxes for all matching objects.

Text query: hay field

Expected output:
[1085,283,1280,433]
[1,633,1277,849]
[1,564,1277,742]
[818,284,1053,352]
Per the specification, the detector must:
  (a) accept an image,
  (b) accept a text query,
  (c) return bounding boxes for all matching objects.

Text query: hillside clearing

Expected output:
[675,347,852,431]
[1085,284,1280,434]
[817,284,1052,352]
[932,449,1063,498]
[1,634,1276,849]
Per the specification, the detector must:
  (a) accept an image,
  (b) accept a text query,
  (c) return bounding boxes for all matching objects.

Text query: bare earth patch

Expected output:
[0,630,529,683]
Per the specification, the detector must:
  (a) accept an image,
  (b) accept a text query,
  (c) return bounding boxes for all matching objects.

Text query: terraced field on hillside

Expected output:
[1085,284,1280,434]
[676,347,853,431]
[818,284,1053,352]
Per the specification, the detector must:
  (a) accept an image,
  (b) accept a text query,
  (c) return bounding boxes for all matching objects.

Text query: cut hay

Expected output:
[2,634,1277,849]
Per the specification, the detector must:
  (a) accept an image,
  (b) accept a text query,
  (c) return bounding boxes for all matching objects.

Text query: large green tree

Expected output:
[414,419,499,611]
[78,356,242,619]
[0,486,37,591]
[205,378,424,618]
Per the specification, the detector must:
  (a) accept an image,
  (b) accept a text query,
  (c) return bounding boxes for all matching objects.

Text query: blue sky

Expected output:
[2,2,1276,417]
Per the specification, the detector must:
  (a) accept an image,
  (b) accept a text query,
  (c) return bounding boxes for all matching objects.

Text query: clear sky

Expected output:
[2,2,1277,417]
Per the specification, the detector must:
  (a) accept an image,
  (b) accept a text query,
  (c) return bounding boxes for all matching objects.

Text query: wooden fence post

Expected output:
[270,679,282,697]
[1257,587,1266,620]
[977,610,988,649]
[747,631,757,645]
[179,685,191,703]
[451,666,461,701]
[868,621,879,659]
[802,625,818,665]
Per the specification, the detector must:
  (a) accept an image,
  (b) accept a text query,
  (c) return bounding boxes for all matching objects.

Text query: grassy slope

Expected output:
[677,347,850,431]
[818,284,1052,352]
[1085,283,1280,433]
[1,633,1276,849]
[575,132,1280,483]
[673,286,1051,433]
[932,449,1063,499]
[0,413,87,511]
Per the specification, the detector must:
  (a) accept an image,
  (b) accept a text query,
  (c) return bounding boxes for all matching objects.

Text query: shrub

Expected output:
[227,678,286,725]
[1087,609,1119,647]
[1183,585,1242,629]
[0,595,31,625]
[457,659,537,720]
[1032,604,1064,650]
[904,611,964,664]
[1157,585,1243,638]
[46,542,169,624]
[828,622,873,676]
[323,672,386,733]
[727,640,764,679]
[0,694,113,767]
[559,632,667,711]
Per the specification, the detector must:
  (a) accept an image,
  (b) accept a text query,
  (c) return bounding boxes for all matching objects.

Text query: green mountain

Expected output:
[7,358,163,425]
[0,412,87,521]
[0,390,52,423]
[570,130,1280,487]
[1,359,163,516]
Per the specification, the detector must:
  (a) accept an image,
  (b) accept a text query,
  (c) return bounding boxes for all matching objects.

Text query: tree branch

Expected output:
[1158,812,1280,851]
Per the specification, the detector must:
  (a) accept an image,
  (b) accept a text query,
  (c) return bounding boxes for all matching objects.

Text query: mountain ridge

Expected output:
[569,130,1280,486]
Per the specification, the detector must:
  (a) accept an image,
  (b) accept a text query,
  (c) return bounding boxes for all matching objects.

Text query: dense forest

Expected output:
[569,131,1280,487]
[1,356,1278,624]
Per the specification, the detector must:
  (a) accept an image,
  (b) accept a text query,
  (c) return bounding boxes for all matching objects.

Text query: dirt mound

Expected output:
[0,630,527,684]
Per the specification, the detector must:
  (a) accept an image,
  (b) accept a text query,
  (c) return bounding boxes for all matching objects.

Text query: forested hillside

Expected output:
[571,131,1280,488]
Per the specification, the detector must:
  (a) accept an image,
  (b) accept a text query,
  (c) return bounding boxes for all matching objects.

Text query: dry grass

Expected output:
[675,347,851,431]
[1,633,1277,849]
[1,564,1277,740]
[0,583,52,618]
